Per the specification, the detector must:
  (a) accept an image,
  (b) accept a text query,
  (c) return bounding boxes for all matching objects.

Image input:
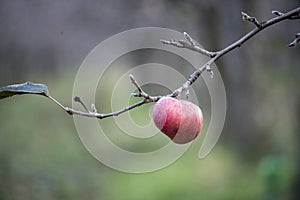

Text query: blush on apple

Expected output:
[152,97,203,144]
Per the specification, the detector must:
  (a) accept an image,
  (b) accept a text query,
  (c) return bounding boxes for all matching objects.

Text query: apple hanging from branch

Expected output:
[152,97,204,144]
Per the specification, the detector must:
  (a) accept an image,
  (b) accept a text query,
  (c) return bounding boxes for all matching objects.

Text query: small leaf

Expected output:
[0,82,49,99]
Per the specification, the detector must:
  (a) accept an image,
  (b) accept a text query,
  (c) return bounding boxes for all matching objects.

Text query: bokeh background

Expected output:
[0,0,300,199]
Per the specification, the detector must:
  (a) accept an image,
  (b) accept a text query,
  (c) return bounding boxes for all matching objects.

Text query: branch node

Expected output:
[171,88,182,98]
[206,65,214,78]
[65,107,73,115]
[91,104,97,113]
[182,82,190,99]
[178,40,186,45]
[241,11,262,28]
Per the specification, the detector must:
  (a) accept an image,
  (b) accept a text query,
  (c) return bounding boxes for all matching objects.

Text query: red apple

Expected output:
[152,97,203,144]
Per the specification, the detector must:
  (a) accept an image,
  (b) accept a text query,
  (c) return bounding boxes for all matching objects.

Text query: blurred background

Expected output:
[0,0,300,199]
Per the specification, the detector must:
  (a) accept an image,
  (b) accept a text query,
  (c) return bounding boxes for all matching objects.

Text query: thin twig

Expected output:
[129,74,151,99]
[241,11,262,28]
[160,32,217,58]
[73,96,89,112]
[47,74,160,119]
[46,7,299,119]
[48,93,151,119]
[288,33,300,47]
[174,7,300,89]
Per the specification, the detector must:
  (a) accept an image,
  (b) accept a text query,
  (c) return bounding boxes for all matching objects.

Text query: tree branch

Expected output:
[160,32,217,58]
[165,7,300,90]
[32,7,300,119]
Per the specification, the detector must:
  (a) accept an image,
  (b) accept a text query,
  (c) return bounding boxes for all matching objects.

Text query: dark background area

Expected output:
[0,0,299,199]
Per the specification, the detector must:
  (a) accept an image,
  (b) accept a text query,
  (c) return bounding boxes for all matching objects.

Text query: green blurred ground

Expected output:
[0,71,296,200]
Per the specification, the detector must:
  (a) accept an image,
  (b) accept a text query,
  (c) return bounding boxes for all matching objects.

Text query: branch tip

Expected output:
[129,74,135,82]
[73,96,89,112]
[182,83,190,99]
[160,39,168,44]
[91,104,97,113]
[288,33,300,47]
[73,96,81,102]
[272,10,284,16]
[183,32,195,46]
[129,74,142,92]
[241,11,262,28]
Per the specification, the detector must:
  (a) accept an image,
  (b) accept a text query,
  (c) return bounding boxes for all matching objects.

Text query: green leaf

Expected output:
[0,82,49,99]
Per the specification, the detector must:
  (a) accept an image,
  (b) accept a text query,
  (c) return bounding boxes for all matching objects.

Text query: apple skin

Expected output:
[152,97,203,144]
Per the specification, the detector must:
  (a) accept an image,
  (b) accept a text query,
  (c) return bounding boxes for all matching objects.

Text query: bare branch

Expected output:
[24,7,299,120]
[167,7,300,95]
[48,93,151,119]
[46,74,162,119]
